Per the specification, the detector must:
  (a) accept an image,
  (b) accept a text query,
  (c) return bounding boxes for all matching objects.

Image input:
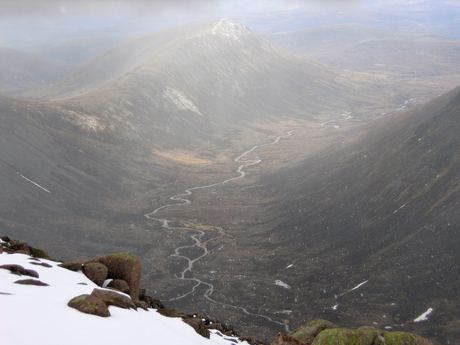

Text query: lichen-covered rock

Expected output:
[91,288,136,310]
[85,253,142,304]
[58,260,83,271]
[383,331,433,345]
[82,262,108,286]
[312,328,375,345]
[158,308,187,318]
[289,319,338,343]
[0,264,39,278]
[183,317,210,339]
[310,327,433,345]
[238,336,271,345]
[28,246,50,259]
[107,279,130,294]
[29,261,52,268]
[14,279,49,286]
[273,332,310,345]
[10,241,30,254]
[142,295,165,310]
[68,294,110,317]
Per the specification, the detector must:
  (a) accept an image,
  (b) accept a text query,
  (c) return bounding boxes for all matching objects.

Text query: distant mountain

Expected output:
[0,48,76,96]
[1,19,457,343]
[30,36,133,65]
[0,19,407,255]
[241,1,460,40]
[265,24,460,78]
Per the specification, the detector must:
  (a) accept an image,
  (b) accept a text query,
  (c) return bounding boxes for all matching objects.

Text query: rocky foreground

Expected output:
[0,236,434,345]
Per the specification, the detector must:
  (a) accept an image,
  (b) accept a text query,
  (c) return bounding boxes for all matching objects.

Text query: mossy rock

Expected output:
[28,246,51,259]
[68,294,110,317]
[14,279,49,286]
[289,319,338,343]
[91,288,136,310]
[384,331,433,345]
[312,328,375,345]
[158,308,187,318]
[84,253,142,302]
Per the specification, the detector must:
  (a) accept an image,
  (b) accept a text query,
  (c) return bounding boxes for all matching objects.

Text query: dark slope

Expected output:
[256,85,460,343]
[0,19,407,256]
[0,94,170,258]
[0,47,76,96]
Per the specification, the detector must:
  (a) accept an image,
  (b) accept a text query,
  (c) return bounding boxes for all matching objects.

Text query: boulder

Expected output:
[91,288,137,310]
[68,294,110,317]
[14,279,49,286]
[28,246,51,259]
[29,261,52,268]
[158,308,187,318]
[58,260,83,271]
[183,317,210,339]
[10,241,30,254]
[311,328,375,345]
[289,319,337,343]
[0,264,39,278]
[141,295,165,310]
[82,262,108,286]
[383,331,433,345]
[238,336,271,345]
[107,279,130,294]
[309,327,433,345]
[84,253,142,304]
[273,333,310,345]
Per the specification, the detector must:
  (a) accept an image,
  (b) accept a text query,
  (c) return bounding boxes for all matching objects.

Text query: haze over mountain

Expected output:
[1,13,459,345]
[266,24,460,76]
[29,36,133,66]
[0,47,76,96]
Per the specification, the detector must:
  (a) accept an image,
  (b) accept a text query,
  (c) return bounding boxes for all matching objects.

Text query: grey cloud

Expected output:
[0,0,219,16]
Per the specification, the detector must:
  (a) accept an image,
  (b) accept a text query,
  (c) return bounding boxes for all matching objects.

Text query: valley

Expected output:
[0,16,459,345]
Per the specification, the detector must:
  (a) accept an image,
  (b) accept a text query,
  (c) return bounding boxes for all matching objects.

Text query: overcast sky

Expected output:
[0,0,458,49]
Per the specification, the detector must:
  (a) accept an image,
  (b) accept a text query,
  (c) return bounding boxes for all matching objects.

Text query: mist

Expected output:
[1,0,459,344]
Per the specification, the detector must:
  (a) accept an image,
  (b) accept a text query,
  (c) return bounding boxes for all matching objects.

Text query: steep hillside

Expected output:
[146,85,460,343]
[1,18,457,343]
[254,85,460,343]
[0,19,408,256]
[0,48,76,96]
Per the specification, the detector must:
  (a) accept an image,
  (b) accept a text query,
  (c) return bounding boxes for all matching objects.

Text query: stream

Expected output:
[144,130,294,332]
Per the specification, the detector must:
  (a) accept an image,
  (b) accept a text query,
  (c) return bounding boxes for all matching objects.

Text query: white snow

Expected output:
[275,280,291,289]
[350,280,368,292]
[0,252,248,345]
[17,172,51,193]
[414,308,434,322]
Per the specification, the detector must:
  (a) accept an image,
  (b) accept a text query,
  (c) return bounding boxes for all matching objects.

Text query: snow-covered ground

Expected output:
[0,252,249,345]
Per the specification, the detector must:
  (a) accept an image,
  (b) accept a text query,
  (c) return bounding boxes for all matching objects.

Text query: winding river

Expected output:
[144,111,354,332]
[144,130,294,332]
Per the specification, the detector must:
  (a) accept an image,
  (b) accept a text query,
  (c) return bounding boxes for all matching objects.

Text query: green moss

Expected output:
[312,328,375,345]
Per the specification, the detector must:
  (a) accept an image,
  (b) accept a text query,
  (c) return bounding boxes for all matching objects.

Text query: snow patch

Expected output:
[211,18,251,41]
[414,308,434,322]
[0,252,248,345]
[163,87,202,116]
[275,280,291,289]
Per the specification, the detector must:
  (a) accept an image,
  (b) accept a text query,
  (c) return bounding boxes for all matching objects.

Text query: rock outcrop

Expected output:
[84,253,143,307]
[1,236,435,344]
[275,320,433,345]
[68,294,111,317]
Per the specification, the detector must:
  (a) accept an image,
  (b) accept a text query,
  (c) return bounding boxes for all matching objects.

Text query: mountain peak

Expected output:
[211,18,251,41]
